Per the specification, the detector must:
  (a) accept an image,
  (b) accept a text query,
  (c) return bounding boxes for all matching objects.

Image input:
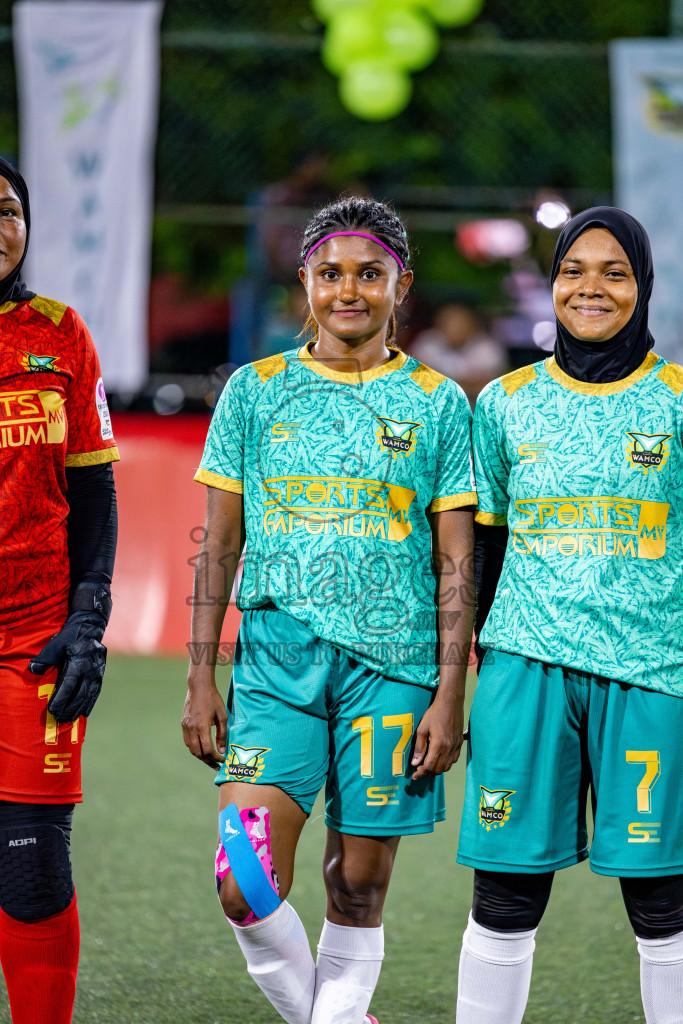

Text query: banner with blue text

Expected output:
[14,1,162,391]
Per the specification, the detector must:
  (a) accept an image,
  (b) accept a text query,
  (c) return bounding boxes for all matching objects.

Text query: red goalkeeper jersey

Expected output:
[0,295,119,625]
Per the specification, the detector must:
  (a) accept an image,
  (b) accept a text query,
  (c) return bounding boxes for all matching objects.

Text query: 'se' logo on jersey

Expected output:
[625,432,672,474]
[478,787,515,831]
[270,422,301,444]
[20,351,58,373]
[518,442,548,464]
[227,744,270,781]
[375,417,421,458]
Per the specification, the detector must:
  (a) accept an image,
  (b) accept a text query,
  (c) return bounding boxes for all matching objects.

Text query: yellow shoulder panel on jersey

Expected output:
[500,364,537,397]
[409,362,447,395]
[253,352,287,384]
[30,295,68,327]
[0,301,18,316]
[657,362,683,397]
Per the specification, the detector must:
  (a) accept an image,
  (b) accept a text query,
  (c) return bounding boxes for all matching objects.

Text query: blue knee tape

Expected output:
[219,803,281,919]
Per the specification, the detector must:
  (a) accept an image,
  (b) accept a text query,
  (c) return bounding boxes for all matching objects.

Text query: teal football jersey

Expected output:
[474,352,683,698]
[196,342,476,688]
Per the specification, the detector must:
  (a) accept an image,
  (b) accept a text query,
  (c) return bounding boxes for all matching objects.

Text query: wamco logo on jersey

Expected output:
[20,351,59,372]
[0,390,66,449]
[375,417,421,458]
[227,745,270,781]
[625,432,672,474]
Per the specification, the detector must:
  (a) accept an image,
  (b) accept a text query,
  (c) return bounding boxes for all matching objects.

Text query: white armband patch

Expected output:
[96,377,114,440]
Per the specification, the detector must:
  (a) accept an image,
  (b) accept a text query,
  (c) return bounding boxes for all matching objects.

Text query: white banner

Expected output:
[610,39,683,363]
[14,1,162,392]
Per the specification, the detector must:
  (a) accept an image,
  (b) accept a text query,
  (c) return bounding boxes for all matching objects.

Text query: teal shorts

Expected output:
[457,650,683,877]
[215,606,445,836]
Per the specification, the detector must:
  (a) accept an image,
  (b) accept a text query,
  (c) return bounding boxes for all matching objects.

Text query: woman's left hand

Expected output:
[410,699,464,780]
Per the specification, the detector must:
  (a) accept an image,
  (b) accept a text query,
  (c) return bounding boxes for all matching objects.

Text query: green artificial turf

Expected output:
[0,656,644,1023]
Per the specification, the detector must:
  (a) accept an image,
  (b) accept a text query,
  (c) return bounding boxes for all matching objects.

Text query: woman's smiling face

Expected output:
[552,228,638,343]
[299,234,412,348]
[0,176,26,283]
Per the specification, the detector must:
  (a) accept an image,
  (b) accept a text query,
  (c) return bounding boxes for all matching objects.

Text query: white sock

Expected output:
[230,901,315,1024]
[637,930,683,1024]
[311,919,384,1024]
[456,912,536,1024]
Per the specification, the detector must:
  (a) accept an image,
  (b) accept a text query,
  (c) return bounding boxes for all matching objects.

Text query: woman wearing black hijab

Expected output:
[0,158,119,1024]
[455,208,683,1024]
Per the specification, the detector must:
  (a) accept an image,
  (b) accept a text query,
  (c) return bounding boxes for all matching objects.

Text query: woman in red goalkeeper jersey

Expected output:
[0,158,119,1024]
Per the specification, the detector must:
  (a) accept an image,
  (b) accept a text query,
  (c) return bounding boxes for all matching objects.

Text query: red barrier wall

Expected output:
[106,413,241,656]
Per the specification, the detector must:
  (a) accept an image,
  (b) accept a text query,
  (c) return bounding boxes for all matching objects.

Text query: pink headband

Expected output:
[304,231,404,271]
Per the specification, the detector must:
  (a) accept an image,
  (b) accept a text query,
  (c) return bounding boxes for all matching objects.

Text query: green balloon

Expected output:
[322,10,387,75]
[339,60,413,120]
[420,0,484,27]
[377,5,439,71]
[311,0,366,22]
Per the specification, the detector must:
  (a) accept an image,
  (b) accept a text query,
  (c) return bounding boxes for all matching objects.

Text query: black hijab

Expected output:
[0,157,34,306]
[551,206,654,384]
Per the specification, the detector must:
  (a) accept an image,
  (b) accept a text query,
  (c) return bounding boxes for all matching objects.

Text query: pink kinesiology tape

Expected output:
[215,806,279,925]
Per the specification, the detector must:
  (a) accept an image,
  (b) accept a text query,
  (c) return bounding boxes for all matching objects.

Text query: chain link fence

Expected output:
[0,0,671,207]
[0,0,673,391]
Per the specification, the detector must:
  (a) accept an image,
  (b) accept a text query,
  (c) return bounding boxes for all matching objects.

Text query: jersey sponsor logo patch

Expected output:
[262,476,416,543]
[20,351,58,372]
[478,787,515,831]
[95,377,114,441]
[375,417,421,458]
[625,432,672,474]
[0,389,66,448]
[227,744,270,781]
[513,496,670,561]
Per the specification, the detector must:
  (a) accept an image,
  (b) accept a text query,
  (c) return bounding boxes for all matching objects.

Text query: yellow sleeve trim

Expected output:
[657,362,683,396]
[253,352,287,384]
[475,510,508,525]
[30,295,68,327]
[65,446,120,467]
[194,468,244,494]
[429,490,477,513]
[500,364,537,397]
[409,362,447,396]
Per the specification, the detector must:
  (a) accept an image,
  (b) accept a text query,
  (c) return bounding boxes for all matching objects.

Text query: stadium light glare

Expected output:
[536,201,570,230]
[153,382,185,415]
[532,320,556,351]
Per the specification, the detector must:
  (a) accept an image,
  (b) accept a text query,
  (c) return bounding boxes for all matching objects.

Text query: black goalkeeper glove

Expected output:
[29,582,112,723]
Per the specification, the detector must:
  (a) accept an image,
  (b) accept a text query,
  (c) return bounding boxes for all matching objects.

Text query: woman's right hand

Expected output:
[181,679,227,770]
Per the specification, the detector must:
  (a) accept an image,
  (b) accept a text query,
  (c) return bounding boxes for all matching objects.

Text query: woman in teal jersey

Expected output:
[456,207,683,1024]
[182,198,477,1024]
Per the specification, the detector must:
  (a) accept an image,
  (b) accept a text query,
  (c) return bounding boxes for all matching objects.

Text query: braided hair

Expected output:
[299,197,411,345]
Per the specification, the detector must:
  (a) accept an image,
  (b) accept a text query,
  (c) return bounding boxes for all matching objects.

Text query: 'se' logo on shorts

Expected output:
[627,822,661,843]
[366,786,399,806]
